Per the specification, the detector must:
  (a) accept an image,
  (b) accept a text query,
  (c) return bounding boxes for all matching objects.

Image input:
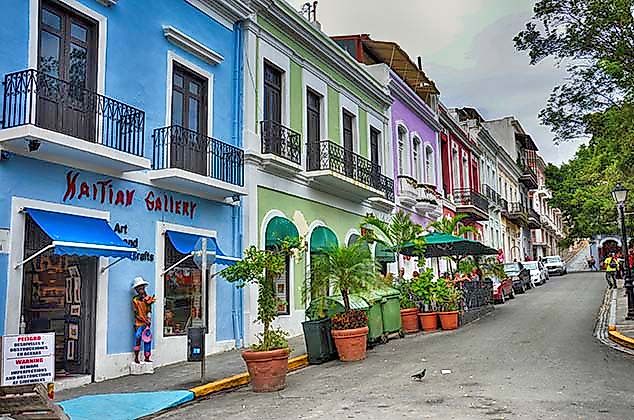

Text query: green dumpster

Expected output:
[375,285,402,335]
[357,290,385,344]
[306,294,369,319]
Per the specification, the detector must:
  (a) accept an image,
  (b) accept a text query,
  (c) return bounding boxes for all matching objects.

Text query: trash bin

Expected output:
[357,290,385,344]
[375,285,402,336]
[304,295,369,363]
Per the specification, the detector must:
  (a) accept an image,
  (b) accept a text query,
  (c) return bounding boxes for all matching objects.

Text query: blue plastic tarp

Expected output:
[26,208,136,259]
[59,390,194,420]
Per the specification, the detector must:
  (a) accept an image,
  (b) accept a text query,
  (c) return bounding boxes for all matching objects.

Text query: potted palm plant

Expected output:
[435,278,462,330]
[411,269,439,331]
[222,238,303,392]
[311,242,377,361]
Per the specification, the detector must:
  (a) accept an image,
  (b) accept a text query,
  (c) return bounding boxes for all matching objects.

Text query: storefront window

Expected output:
[269,254,290,315]
[163,239,203,336]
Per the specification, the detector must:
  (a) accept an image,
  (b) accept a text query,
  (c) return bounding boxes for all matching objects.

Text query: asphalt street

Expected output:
[158,272,634,420]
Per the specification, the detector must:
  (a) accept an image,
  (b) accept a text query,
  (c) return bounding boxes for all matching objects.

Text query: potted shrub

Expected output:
[311,242,377,361]
[223,239,303,392]
[436,279,462,330]
[411,269,439,331]
[396,278,419,334]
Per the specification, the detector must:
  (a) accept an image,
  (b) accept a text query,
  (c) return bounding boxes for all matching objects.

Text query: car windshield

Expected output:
[523,262,538,270]
[504,263,520,274]
[544,257,561,264]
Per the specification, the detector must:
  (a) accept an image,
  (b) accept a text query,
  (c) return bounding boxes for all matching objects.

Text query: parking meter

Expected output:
[187,327,205,362]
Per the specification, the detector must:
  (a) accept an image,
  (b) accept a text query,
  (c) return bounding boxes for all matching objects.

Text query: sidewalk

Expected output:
[608,280,634,348]
[56,335,306,419]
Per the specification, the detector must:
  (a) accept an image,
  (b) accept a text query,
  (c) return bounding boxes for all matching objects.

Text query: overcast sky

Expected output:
[286,0,581,165]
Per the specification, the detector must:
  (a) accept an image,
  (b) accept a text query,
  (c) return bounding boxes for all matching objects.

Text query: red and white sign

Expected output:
[2,333,55,386]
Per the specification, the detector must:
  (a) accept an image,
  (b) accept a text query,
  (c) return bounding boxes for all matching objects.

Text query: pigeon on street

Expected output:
[411,369,426,381]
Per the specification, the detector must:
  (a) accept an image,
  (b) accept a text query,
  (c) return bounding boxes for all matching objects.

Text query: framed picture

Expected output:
[65,278,73,303]
[73,275,81,304]
[67,266,80,278]
[68,323,79,340]
[70,304,81,316]
[66,340,75,361]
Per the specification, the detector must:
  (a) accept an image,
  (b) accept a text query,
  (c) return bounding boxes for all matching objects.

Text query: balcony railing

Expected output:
[453,188,489,214]
[528,207,540,221]
[498,197,509,212]
[307,140,393,199]
[509,202,528,219]
[2,69,145,156]
[152,125,244,186]
[397,175,418,203]
[260,120,301,165]
[483,184,500,207]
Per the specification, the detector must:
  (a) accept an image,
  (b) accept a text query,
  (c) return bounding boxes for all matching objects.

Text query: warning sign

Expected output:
[1,333,55,386]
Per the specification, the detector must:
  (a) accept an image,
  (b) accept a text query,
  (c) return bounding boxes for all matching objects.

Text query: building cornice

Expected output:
[249,0,392,110]
[388,68,442,132]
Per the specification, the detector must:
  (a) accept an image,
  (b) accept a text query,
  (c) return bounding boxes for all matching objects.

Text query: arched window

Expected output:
[412,137,421,180]
[398,126,408,175]
[424,145,435,184]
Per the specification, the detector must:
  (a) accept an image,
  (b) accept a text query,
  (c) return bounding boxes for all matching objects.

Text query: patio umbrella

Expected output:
[400,232,498,258]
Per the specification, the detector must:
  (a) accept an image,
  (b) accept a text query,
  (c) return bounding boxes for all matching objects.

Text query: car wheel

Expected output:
[509,288,516,299]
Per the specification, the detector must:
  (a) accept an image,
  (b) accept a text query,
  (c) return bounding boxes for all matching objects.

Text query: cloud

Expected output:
[285,0,583,164]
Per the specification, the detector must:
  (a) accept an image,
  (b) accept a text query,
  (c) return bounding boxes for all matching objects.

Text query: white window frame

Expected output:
[412,136,421,181]
[397,124,409,176]
[424,143,435,185]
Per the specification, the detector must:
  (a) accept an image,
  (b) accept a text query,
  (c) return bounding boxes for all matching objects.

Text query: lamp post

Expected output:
[611,183,634,319]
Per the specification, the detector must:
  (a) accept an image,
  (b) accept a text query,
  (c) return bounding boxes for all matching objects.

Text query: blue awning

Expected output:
[25,208,136,259]
[165,231,238,265]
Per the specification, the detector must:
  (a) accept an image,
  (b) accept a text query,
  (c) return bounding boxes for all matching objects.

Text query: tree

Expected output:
[428,214,478,237]
[514,0,634,143]
[310,242,377,312]
[361,210,426,275]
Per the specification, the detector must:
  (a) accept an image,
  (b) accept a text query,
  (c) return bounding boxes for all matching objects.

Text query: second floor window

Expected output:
[412,137,421,181]
[172,65,207,135]
[370,127,381,171]
[398,127,408,175]
[306,89,321,146]
[425,145,435,184]
[263,62,282,124]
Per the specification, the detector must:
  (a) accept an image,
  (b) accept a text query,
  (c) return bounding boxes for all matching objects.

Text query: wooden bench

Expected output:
[0,384,68,420]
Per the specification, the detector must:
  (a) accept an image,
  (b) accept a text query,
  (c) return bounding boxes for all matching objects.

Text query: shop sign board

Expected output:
[1,333,55,386]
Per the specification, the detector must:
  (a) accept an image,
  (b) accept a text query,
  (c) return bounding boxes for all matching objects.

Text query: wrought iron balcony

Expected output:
[483,184,500,208]
[415,183,441,215]
[498,197,509,213]
[508,202,528,226]
[528,207,541,228]
[453,188,489,221]
[260,120,301,165]
[152,125,244,187]
[307,140,393,200]
[519,156,538,189]
[2,69,145,156]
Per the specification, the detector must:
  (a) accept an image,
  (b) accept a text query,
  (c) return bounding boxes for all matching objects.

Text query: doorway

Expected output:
[21,215,97,377]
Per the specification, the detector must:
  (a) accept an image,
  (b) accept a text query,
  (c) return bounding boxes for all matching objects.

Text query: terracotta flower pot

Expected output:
[438,311,459,330]
[331,326,369,362]
[418,312,439,331]
[241,347,290,392]
[400,308,420,333]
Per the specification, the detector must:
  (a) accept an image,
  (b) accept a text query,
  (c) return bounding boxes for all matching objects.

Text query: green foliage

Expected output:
[250,328,290,352]
[458,258,478,276]
[514,0,634,142]
[331,309,368,330]
[409,269,435,306]
[429,214,478,237]
[222,237,304,351]
[310,242,378,312]
[480,258,506,280]
[434,279,463,312]
[361,210,426,264]
[544,105,634,239]
[395,279,416,309]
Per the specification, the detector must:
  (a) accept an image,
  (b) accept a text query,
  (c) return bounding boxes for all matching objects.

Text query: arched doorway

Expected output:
[309,226,338,298]
[264,216,299,315]
[600,239,621,261]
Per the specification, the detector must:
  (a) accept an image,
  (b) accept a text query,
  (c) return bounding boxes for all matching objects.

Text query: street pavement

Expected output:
[566,243,591,273]
[158,272,634,420]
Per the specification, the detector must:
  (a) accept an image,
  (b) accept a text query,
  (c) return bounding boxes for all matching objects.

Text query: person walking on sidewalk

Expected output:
[604,253,619,289]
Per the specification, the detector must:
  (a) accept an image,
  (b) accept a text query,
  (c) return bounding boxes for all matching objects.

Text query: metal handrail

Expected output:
[260,120,301,165]
[152,125,244,186]
[2,69,145,156]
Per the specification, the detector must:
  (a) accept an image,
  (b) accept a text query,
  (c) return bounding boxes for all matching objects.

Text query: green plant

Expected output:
[481,258,506,280]
[395,279,416,309]
[361,210,426,274]
[222,237,304,351]
[434,279,462,312]
[310,242,378,313]
[410,269,436,310]
[458,258,478,276]
[331,310,368,330]
[428,214,477,237]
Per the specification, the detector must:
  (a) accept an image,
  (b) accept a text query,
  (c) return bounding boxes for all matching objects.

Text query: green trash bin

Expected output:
[375,285,402,335]
[357,290,385,344]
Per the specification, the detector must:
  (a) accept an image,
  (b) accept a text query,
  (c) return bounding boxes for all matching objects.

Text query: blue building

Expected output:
[0,0,251,384]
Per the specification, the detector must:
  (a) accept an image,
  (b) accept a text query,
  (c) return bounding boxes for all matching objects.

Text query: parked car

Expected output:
[504,262,532,294]
[543,255,567,275]
[489,275,515,303]
[522,261,549,286]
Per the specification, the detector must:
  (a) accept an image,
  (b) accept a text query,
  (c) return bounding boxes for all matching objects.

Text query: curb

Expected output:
[608,329,634,349]
[594,288,634,356]
[189,354,309,398]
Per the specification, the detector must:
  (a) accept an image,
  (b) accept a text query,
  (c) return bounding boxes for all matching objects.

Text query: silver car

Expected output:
[522,261,549,285]
[542,255,567,276]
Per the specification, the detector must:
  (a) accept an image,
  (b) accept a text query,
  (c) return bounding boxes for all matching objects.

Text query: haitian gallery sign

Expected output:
[62,171,198,219]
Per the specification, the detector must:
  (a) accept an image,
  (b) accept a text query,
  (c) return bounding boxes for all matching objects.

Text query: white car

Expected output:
[543,255,567,276]
[522,261,549,286]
